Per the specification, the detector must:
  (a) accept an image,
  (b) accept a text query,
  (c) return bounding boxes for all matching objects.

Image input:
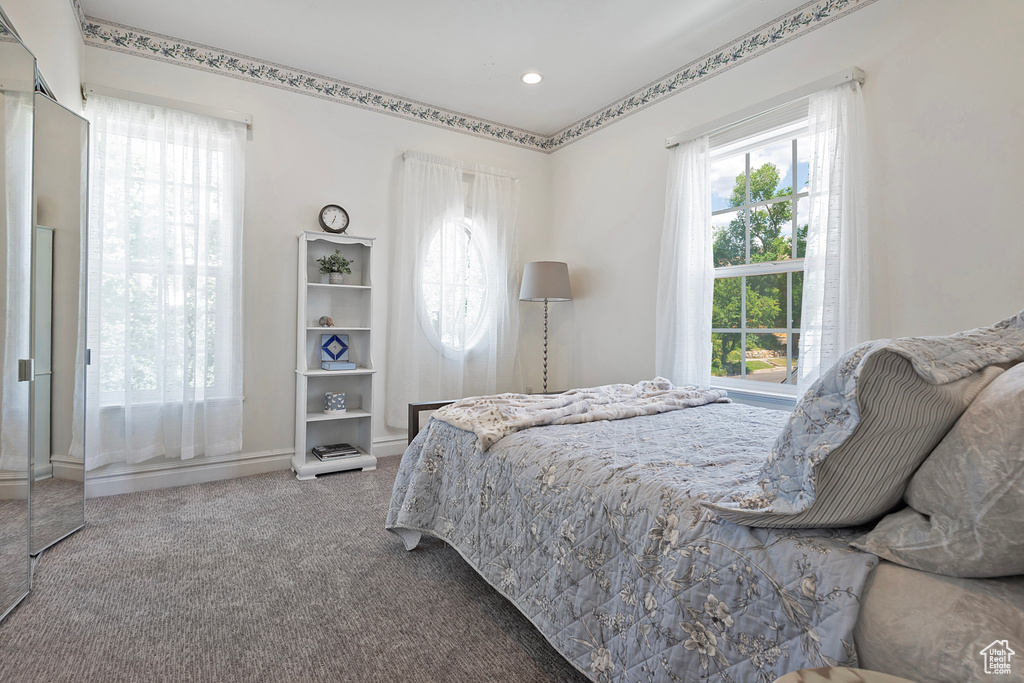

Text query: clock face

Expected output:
[319,204,350,233]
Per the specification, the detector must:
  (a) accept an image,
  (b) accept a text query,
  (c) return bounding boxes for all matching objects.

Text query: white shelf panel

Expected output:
[291,452,376,480]
[298,368,376,376]
[307,283,370,290]
[306,326,371,331]
[305,409,370,423]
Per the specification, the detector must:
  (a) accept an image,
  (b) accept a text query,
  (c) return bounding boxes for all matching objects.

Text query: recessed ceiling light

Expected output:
[521,72,543,85]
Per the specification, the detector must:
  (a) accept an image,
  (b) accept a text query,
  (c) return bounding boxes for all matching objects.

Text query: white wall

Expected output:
[7,0,1020,485]
[542,0,1024,390]
[84,47,552,479]
[2,0,83,111]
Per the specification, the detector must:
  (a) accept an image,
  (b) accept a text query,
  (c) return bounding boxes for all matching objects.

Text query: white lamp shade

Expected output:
[520,261,572,302]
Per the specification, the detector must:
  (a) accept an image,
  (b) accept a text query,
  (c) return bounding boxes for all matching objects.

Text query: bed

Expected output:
[386,311,1024,683]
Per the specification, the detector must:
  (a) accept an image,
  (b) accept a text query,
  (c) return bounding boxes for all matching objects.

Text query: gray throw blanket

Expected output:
[433,377,729,449]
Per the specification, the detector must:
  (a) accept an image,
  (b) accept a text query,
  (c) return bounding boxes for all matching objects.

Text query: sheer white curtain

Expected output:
[385,152,521,428]
[74,95,246,470]
[0,92,33,471]
[656,135,712,388]
[798,81,868,389]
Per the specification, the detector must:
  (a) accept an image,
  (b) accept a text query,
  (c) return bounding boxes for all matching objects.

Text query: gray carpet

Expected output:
[30,477,84,555]
[0,495,29,614]
[0,457,590,682]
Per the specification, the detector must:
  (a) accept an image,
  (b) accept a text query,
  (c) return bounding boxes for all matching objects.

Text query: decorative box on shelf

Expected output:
[293,232,377,480]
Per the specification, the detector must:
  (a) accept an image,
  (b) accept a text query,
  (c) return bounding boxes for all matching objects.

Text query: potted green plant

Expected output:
[317,249,353,285]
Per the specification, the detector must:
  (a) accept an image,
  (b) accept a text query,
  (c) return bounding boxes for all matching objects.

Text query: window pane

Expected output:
[746,333,788,384]
[99,311,125,394]
[130,353,158,392]
[712,277,741,329]
[749,199,792,262]
[750,140,793,198]
[711,208,745,267]
[710,154,746,212]
[419,220,488,352]
[711,332,742,379]
[796,135,810,194]
[745,274,787,328]
[787,332,801,385]
[792,271,803,329]
[129,311,158,352]
[795,197,808,258]
[128,273,158,310]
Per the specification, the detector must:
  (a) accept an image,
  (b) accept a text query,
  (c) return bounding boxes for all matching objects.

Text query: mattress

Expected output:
[388,403,880,682]
[855,561,1024,682]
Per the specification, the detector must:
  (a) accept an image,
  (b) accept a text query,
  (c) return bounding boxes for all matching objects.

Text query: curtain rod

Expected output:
[82,83,253,132]
[665,67,865,149]
[402,150,518,180]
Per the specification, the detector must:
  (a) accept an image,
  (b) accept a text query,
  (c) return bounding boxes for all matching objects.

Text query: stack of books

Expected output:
[311,442,361,461]
[322,360,356,370]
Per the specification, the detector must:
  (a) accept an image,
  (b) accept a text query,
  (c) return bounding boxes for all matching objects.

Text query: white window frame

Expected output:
[665,69,865,405]
[708,111,809,399]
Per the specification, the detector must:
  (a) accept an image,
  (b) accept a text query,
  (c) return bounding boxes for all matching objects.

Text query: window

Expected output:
[417,213,490,354]
[386,151,520,429]
[82,94,246,468]
[709,107,809,388]
[95,133,235,402]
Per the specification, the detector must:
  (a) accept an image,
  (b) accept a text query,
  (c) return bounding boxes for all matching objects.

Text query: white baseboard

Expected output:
[50,455,84,482]
[373,436,408,458]
[33,462,53,481]
[80,434,409,498]
[0,471,28,500]
[85,448,293,497]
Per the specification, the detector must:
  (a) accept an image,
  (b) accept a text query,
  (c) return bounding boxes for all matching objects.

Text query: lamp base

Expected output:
[542,298,549,393]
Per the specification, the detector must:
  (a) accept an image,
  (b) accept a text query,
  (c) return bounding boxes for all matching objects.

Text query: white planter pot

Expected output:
[328,272,344,285]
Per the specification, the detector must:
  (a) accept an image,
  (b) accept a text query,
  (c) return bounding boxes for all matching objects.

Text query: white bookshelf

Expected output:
[292,232,377,480]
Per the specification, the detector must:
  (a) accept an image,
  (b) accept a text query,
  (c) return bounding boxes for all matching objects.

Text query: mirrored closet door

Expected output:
[0,3,90,622]
[30,91,88,556]
[0,22,37,621]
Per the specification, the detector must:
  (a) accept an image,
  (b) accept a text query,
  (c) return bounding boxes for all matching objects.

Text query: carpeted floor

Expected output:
[0,456,590,682]
[30,477,85,556]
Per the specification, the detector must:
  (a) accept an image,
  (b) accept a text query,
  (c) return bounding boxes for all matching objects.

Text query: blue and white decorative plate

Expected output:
[321,334,349,361]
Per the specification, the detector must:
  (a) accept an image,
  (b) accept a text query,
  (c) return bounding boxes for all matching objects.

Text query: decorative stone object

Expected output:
[318,315,334,327]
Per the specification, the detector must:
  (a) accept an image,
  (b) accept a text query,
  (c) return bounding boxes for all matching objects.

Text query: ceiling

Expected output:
[80,0,809,136]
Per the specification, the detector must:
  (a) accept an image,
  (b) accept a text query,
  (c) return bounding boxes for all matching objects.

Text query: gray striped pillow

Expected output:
[708,351,1003,528]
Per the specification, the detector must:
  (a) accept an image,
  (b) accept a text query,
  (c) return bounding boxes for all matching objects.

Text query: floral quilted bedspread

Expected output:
[386,402,878,683]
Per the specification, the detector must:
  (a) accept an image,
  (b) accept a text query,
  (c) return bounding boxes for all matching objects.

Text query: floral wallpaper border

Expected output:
[81,17,547,151]
[79,0,879,153]
[68,0,85,27]
[543,0,879,150]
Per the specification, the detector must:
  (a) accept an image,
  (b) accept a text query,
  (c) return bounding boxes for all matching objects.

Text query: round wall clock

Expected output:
[319,204,350,233]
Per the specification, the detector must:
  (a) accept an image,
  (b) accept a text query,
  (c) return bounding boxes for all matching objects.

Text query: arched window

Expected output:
[417,215,490,354]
